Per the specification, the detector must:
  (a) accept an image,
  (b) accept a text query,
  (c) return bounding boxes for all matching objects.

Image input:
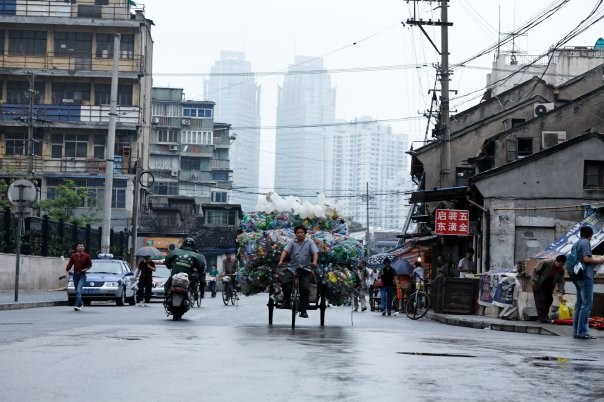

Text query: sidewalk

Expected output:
[0,290,67,311]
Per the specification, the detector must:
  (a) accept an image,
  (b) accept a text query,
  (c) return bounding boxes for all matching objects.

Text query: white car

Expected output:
[67,258,136,306]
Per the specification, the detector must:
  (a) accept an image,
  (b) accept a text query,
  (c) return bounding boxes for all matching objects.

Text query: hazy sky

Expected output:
[142,0,603,192]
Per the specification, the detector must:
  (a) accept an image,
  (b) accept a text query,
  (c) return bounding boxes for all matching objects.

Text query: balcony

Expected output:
[0,52,144,77]
[211,159,231,170]
[1,103,141,126]
[0,155,135,175]
[0,0,132,20]
[181,144,213,158]
[179,171,213,182]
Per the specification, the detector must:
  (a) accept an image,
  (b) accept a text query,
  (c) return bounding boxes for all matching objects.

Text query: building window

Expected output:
[152,181,178,195]
[0,31,4,54]
[181,130,213,145]
[517,138,532,157]
[182,105,213,118]
[206,210,227,225]
[212,171,228,181]
[95,0,109,5]
[95,33,134,59]
[93,135,105,159]
[157,129,178,143]
[181,157,200,171]
[112,189,125,208]
[8,30,47,56]
[94,84,133,105]
[511,119,525,128]
[6,81,45,104]
[50,134,88,158]
[5,133,27,155]
[53,32,92,57]
[152,103,180,117]
[52,82,90,105]
[584,161,604,189]
[211,192,228,203]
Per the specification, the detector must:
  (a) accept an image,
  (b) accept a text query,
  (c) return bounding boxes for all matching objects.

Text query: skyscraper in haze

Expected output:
[274,56,335,198]
[205,51,261,212]
[331,118,410,230]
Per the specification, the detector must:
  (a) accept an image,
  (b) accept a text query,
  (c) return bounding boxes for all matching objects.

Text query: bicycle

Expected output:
[405,273,430,320]
[221,275,238,306]
[191,279,202,307]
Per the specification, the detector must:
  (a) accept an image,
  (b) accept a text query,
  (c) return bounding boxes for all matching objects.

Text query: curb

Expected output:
[426,311,558,336]
[0,301,67,311]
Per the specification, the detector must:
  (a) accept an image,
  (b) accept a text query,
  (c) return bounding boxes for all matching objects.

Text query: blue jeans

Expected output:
[73,272,86,308]
[379,287,393,313]
[573,277,594,336]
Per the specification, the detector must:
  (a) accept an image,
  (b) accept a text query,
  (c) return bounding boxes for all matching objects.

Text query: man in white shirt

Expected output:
[458,248,475,278]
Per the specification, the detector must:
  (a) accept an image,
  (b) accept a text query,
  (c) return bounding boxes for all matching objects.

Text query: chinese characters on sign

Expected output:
[435,209,470,236]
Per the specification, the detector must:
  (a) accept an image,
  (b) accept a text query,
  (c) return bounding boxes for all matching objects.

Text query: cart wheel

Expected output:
[268,296,274,325]
[291,296,298,330]
[319,288,326,327]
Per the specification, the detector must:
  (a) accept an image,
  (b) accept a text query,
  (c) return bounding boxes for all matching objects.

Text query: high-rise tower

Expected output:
[205,51,261,212]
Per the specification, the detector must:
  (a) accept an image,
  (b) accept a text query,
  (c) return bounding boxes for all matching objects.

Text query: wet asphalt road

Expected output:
[0,293,603,402]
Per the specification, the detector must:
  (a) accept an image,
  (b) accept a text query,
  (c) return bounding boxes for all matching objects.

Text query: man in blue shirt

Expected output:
[278,226,319,318]
[573,226,604,340]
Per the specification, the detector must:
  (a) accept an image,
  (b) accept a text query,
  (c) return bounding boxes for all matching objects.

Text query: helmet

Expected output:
[182,237,196,249]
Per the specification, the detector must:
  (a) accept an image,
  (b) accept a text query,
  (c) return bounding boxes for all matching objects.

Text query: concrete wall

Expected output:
[0,254,67,292]
[476,136,604,269]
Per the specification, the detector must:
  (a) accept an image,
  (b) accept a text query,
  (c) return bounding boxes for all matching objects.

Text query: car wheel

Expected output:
[68,297,75,306]
[83,300,92,306]
[116,287,126,306]
[127,291,136,306]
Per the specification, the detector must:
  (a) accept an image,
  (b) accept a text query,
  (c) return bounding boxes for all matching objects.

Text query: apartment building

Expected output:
[0,0,153,231]
[149,87,233,204]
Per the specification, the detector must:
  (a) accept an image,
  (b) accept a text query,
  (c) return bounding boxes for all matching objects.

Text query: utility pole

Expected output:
[26,72,38,176]
[130,148,141,268]
[407,0,452,188]
[101,33,120,254]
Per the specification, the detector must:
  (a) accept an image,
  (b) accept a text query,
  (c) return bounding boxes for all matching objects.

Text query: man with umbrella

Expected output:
[392,259,412,313]
[134,255,156,306]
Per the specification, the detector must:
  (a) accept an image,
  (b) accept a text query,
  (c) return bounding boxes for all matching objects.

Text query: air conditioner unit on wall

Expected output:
[542,131,566,148]
[181,118,191,126]
[151,117,159,124]
[170,170,179,177]
[169,145,179,151]
[534,103,555,117]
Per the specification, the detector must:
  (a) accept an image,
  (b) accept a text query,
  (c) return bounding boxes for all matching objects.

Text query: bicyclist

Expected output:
[221,252,239,290]
[163,237,206,295]
[278,225,319,318]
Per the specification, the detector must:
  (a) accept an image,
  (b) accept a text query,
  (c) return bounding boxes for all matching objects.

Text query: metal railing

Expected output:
[0,0,134,20]
[0,52,144,74]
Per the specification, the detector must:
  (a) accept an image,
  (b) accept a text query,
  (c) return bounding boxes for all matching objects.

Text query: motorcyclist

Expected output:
[163,237,206,295]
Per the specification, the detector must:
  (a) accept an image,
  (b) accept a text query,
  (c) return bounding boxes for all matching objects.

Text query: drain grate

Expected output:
[397,352,477,358]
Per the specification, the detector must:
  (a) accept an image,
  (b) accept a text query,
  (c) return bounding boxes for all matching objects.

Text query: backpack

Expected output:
[566,244,584,281]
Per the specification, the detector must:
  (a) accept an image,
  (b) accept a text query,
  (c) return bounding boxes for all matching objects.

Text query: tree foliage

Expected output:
[38,180,98,226]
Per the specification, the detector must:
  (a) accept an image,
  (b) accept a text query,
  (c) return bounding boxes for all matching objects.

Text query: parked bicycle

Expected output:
[221,274,239,306]
[405,272,430,320]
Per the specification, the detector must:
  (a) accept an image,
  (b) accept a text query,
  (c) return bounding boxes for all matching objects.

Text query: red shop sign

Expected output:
[435,209,469,236]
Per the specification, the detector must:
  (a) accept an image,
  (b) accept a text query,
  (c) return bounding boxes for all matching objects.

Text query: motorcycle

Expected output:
[163,272,192,320]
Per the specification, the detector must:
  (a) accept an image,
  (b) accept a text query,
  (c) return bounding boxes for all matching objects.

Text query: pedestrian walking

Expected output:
[351,264,368,312]
[134,256,156,306]
[208,263,219,297]
[65,243,92,311]
[379,258,395,316]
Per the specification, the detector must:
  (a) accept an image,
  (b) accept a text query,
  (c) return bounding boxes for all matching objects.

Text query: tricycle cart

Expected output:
[267,268,327,329]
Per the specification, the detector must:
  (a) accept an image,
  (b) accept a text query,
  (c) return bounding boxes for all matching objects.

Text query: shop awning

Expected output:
[388,235,437,262]
[535,209,604,259]
[409,186,469,203]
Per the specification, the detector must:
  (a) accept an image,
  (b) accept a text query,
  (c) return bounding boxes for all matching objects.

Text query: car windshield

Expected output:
[89,261,125,275]
[153,266,171,278]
